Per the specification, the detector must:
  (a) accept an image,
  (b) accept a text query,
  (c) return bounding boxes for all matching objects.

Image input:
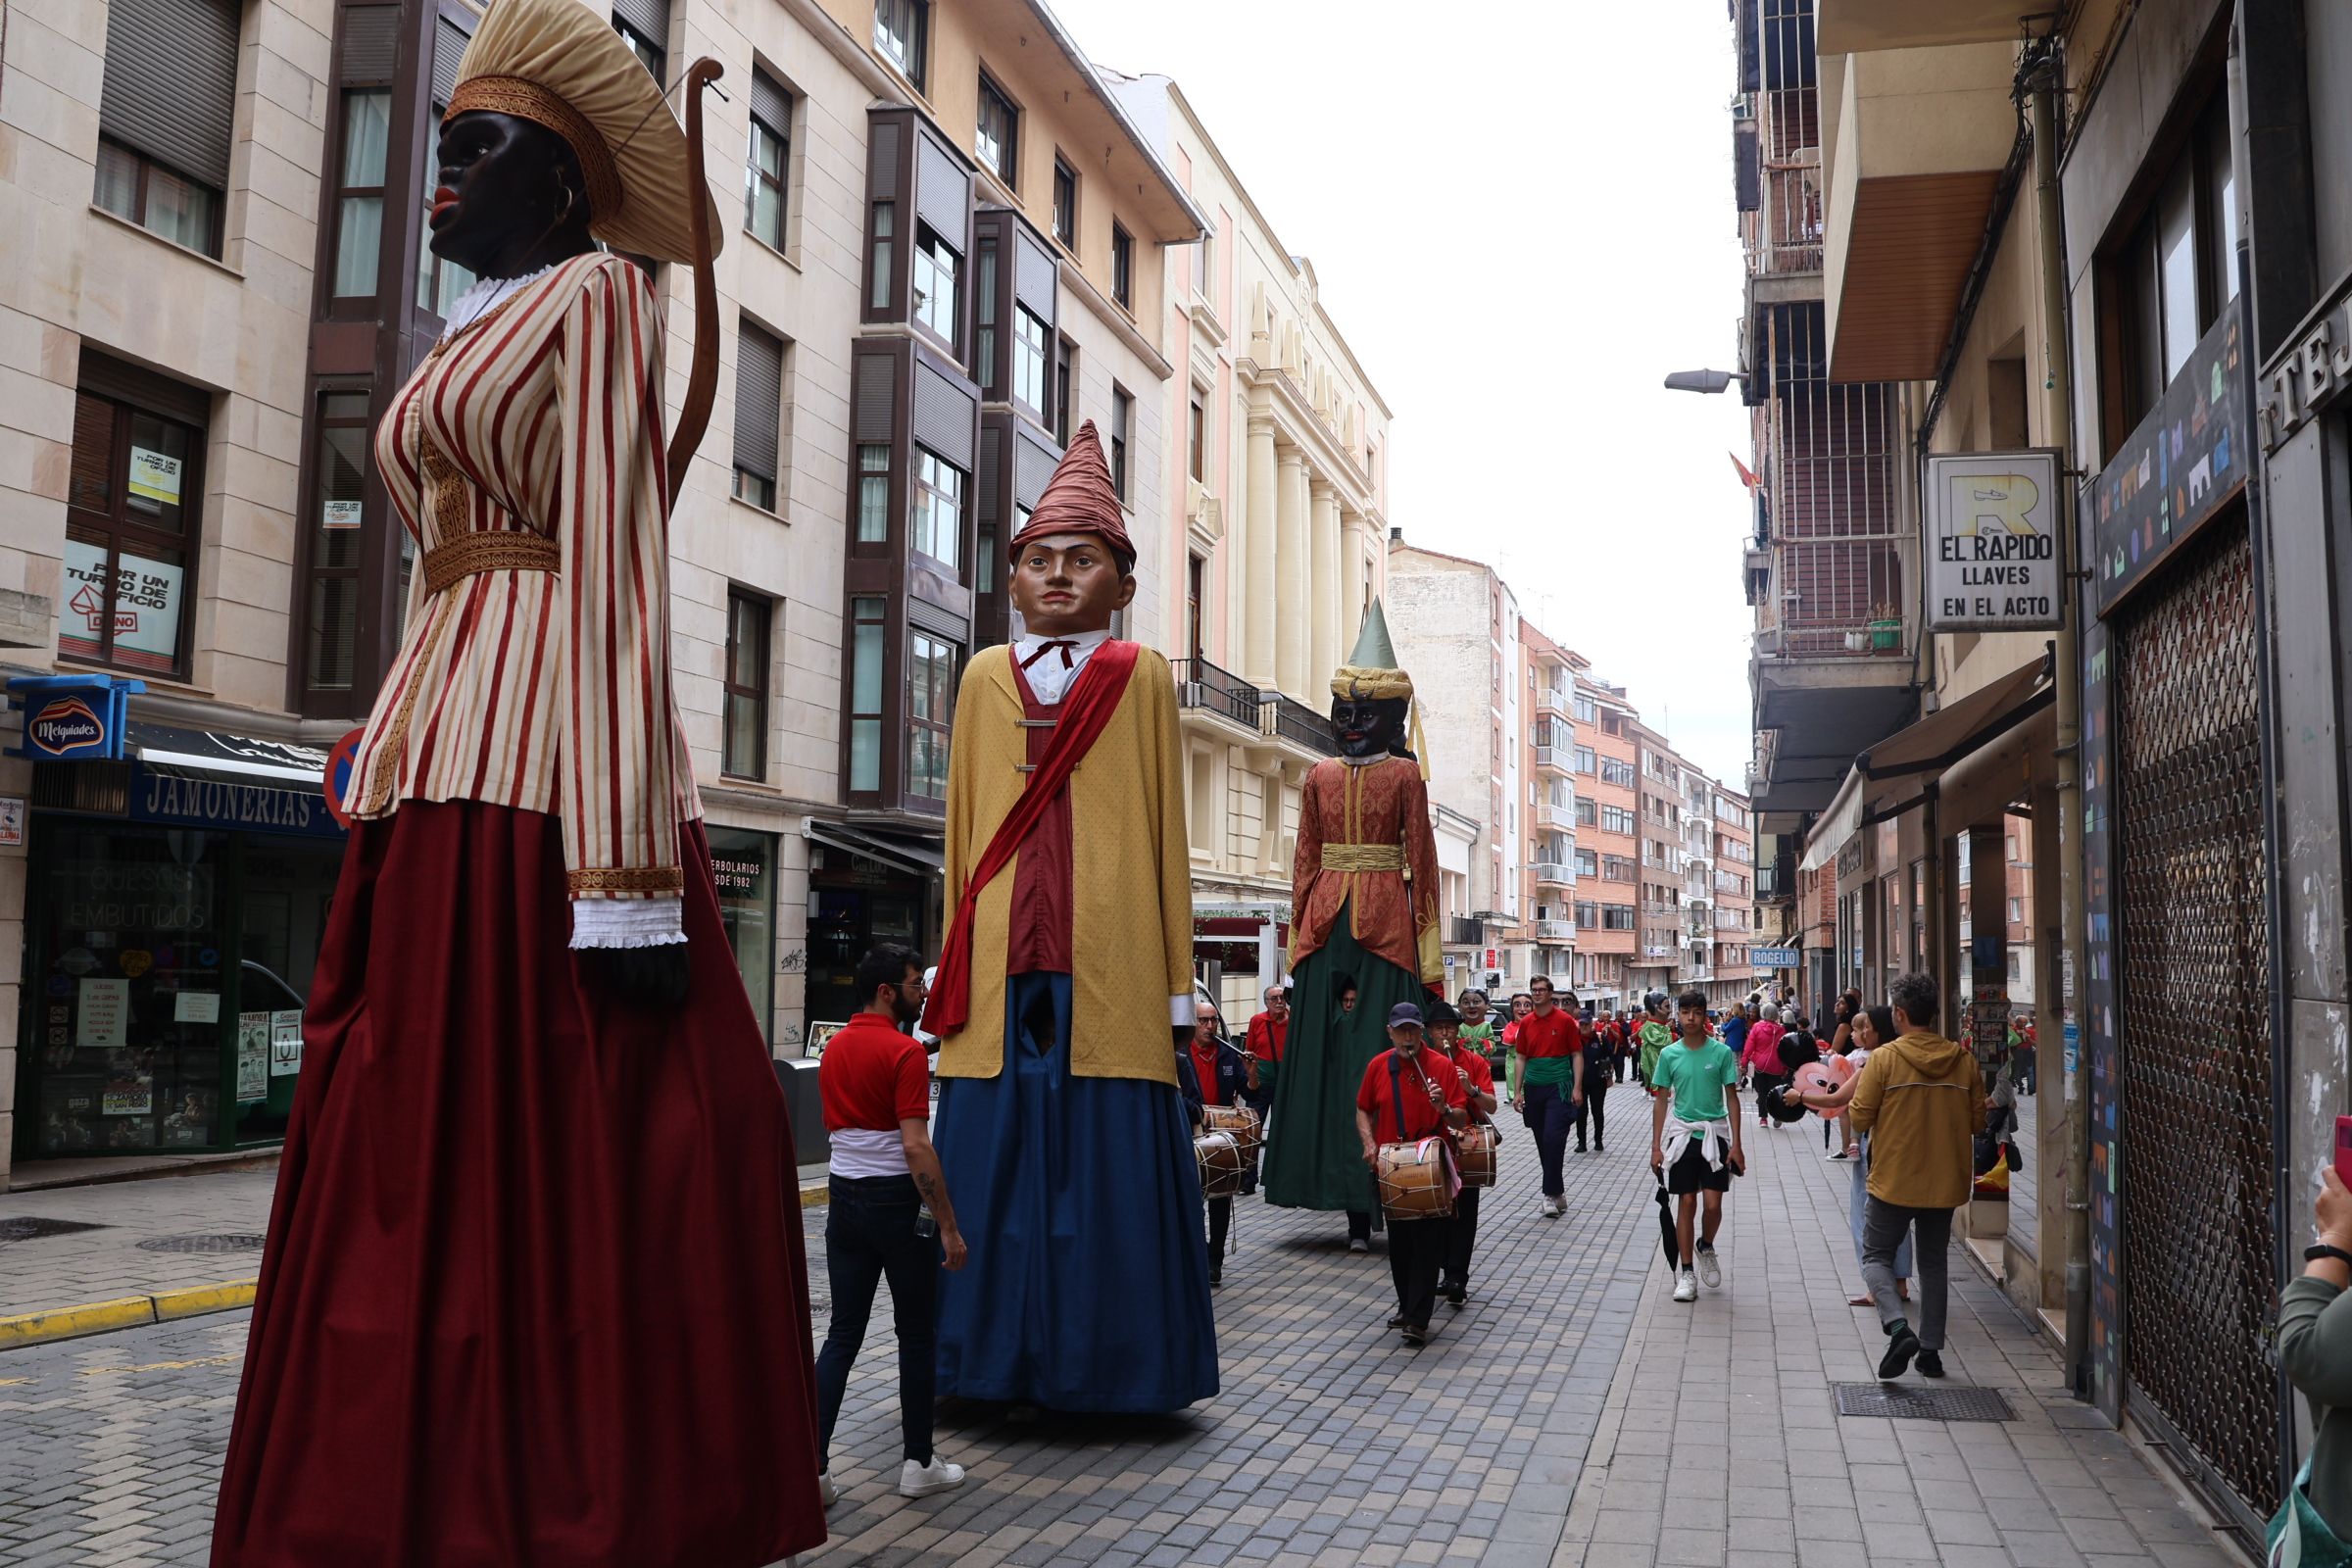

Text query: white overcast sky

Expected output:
[1054,0,1758,784]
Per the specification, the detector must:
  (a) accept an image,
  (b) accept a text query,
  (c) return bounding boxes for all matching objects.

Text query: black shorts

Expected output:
[1665,1137,1735,1195]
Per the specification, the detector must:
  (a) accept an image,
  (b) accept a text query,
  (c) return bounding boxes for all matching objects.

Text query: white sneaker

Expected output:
[1348,1237,1369,1253]
[1697,1247,1722,1289]
[1673,1267,1698,1302]
[899,1455,967,1498]
[1541,1196,1564,1219]
[817,1471,836,1507]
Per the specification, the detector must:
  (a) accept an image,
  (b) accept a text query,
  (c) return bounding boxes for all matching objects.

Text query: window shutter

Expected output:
[976,423,1001,528]
[1014,229,1057,324]
[751,69,792,135]
[914,131,969,248]
[340,6,399,85]
[609,0,670,49]
[432,16,471,111]
[853,351,897,444]
[911,358,976,472]
[79,348,210,426]
[1014,427,1057,512]
[733,322,783,482]
[101,0,238,191]
[868,117,903,199]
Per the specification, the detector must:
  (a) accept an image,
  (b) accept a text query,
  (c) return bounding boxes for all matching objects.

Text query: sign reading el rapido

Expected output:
[1923,451,2063,632]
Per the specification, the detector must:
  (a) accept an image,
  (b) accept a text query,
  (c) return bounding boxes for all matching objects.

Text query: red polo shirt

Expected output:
[1356,1047,1467,1144]
[1513,1006,1582,1058]
[1247,1010,1289,1063]
[1189,1039,1225,1106]
[1446,1044,1496,1101]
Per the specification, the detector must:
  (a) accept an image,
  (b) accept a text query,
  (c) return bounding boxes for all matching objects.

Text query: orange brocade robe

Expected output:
[1290,756,1444,988]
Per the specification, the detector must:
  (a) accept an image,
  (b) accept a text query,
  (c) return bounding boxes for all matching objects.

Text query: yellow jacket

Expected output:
[933,644,1193,1085]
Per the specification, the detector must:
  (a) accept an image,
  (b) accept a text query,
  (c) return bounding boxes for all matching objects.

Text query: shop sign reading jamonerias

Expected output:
[1923,451,2062,632]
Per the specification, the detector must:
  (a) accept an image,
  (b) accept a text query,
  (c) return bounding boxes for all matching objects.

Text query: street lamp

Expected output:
[1663,368,1746,394]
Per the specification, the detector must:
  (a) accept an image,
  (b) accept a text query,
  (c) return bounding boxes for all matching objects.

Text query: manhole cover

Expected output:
[1833,1382,2015,1422]
[135,1234,268,1253]
[0,1217,110,1243]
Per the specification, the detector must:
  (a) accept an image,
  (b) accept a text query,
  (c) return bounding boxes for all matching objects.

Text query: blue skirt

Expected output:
[933,972,1220,1411]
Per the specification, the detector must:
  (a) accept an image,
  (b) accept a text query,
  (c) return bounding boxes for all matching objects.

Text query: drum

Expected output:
[1375,1137,1455,1220]
[1202,1103,1261,1166]
[1195,1131,1247,1200]
[1456,1122,1498,1188]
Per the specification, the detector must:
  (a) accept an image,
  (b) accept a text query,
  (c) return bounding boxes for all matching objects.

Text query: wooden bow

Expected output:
[665,57,724,509]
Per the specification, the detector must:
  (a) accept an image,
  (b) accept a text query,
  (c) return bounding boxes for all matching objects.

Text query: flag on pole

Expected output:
[1729,451,1761,491]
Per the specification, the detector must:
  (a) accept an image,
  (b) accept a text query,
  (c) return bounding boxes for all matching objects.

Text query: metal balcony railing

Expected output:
[1173,657,1260,731]
[1535,918,1574,943]
[1447,915,1483,947]
[1533,862,1572,887]
[1539,804,1576,832]
[1265,694,1339,757]
[1742,87,1821,277]
[1533,745,1570,774]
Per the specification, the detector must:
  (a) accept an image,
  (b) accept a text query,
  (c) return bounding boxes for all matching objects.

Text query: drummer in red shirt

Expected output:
[1354,1002,1468,1346]
[1425,1001,1498,1308]
[1242,982,1289,1113]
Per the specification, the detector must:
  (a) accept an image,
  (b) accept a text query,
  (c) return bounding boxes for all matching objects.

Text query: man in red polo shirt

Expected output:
[1355,1003,1468,1347]
[814,944,968,1506]
[1243,982,1289,1114]
[1508,975,1585,1219]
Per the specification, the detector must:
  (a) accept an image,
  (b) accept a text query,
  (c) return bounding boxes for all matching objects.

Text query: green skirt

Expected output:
[1262,901,1429,1211]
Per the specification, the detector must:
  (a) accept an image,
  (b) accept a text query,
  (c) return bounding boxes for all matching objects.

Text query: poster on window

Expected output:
[61,537,184,673]
[270,1008,304,1076]
[76,977,128,1049]
[236,1012,270,1101]
[321,499,363,530]
[126,446,184,508]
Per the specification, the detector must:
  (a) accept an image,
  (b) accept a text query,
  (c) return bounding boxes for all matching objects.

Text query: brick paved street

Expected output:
[0,1088,2253,1567]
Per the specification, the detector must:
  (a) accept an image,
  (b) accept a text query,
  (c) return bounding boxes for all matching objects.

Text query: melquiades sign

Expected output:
[26,696,108,758]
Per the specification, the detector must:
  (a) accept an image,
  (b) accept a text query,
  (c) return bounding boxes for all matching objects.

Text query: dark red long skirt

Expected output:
[211,802,825,1567]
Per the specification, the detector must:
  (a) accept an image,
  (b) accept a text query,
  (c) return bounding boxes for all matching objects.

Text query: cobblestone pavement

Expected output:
[0,1170,279,1318]
[0,1086,2253,1567]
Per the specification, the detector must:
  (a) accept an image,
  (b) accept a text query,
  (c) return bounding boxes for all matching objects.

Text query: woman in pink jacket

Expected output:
[1740,1005,1788,1129]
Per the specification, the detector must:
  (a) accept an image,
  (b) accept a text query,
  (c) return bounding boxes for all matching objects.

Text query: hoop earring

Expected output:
[553,180,575,225]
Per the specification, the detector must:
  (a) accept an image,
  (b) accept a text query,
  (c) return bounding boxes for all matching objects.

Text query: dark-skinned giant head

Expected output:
[1329,600,1416,762]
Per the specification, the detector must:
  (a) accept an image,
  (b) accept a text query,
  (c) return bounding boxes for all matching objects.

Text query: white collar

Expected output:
[438,262,560,343]
[1012,627,1111,657]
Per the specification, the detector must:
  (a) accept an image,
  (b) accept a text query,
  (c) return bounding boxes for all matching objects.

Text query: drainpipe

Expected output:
[2024,47,2094,1399]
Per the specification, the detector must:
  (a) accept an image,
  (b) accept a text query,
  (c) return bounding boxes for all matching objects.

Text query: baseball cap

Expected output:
[1386,1002,1426,1030]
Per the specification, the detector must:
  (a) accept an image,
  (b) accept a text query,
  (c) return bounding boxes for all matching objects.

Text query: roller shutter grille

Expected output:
[733,323,783,482]
[911,359,975,472]
[101,0,238,191]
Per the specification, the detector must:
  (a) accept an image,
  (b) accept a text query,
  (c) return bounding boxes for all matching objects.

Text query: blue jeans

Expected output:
[814,1172,939,1468]
[1523,1081,1576,1199]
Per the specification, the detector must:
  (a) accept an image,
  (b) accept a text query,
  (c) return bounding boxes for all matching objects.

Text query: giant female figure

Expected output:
[210,3,824,1562]
[1261,604,1444,1233]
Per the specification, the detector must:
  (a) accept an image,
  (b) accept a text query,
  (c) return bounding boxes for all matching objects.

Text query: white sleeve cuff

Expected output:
[1171,995,1195,1027]
[568,896,687,950]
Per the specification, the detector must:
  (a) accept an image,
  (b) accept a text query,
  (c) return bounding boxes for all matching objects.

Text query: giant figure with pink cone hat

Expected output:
[921,421,1219,1411]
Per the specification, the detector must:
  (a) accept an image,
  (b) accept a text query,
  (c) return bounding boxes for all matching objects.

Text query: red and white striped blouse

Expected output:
[345,252,698,902]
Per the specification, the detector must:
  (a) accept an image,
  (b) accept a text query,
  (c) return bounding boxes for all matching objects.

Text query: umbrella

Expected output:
[1653,1174,1679,1271]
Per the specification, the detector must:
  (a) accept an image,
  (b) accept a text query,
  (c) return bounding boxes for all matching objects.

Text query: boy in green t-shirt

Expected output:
[1648,990,1744,1302]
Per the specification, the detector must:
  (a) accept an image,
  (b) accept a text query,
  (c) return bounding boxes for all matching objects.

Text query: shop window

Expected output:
[907,629,956,803]
[65,377,202,677]
[848,597,885,792]
[745,70,792,251]
[708,826,777,1044]
[912,446,964,569]
[723,588,772,780]
[305,391,371,691]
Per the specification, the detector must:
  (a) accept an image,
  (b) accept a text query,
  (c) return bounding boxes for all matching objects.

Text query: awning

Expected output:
[1797,656,2052,870]
[126,721,327,786]
[807,818,944,879]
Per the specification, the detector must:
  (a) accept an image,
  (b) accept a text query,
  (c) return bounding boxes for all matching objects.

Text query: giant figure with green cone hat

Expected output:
[1261,602,1445,1238]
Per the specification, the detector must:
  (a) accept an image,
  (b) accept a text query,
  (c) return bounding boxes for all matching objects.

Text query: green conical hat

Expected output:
[1332,599,1412,700]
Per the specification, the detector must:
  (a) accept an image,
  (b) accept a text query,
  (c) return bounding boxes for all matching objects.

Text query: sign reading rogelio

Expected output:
[1924,451,2063,631]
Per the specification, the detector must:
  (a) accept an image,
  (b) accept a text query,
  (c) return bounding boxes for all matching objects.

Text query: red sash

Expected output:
[921,639,1142,1038]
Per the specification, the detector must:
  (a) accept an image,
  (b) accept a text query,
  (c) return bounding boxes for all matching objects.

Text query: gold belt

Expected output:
[1321,844,1404,872]
[423,532,561,596]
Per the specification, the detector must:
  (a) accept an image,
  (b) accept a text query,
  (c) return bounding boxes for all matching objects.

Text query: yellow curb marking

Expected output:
[80,1353,242,1376]
[0,1276,262,1350]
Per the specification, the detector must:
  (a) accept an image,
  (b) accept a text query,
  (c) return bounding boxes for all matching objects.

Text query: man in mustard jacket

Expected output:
[1847,970,1987,1381]
[921,421,1216,1412]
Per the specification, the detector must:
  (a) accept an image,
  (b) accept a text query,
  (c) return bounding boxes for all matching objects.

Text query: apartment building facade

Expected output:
[1385,542,1520,996]
[1102,73,1391,1020]
[1574,674,1641,1010]
[1518,624,1578,992]
[0,0,1202,1184]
